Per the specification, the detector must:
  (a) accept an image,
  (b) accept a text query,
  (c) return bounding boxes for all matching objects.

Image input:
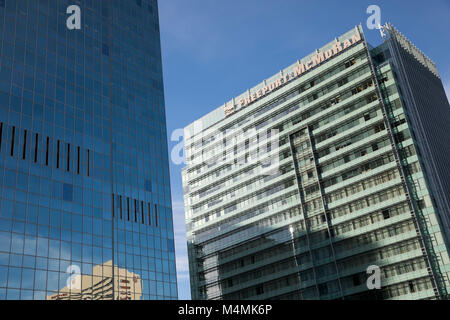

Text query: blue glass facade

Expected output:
[0,0,177,300]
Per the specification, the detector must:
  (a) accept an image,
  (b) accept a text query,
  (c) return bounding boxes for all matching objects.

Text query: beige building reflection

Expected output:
[47,260,142,300]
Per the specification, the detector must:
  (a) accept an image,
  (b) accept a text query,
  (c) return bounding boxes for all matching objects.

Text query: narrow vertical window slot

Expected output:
[10,126,15,156]
[66,143,70,172]
[45,137,49,166]
[148,203,152,226]
[141,201,144,224]
[77,146,80,174]
[119,195,123,219]
[134,199,137,222]
[34,133,38,163]
[154,204,158,227]
[56,140,60,168]
[126,197,130,221]
[22,129,27,159]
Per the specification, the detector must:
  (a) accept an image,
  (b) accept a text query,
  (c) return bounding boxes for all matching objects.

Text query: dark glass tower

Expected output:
[0,0,177,300]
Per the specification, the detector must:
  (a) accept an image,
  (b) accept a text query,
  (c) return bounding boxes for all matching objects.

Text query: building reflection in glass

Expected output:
[47,260,142,300]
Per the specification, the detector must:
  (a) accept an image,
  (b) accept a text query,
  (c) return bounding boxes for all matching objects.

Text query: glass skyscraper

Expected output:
[0,0,177,300]
[182,24,450,300]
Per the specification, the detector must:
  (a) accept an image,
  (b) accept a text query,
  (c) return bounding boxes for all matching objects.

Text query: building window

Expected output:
[345,58,356,68]
[382,209,390,219]
[77,146,80,174]
[10,126,15,156]
[372,143,379,151]
[34,133,38,163]
[353,274,361,286]
[127,198,130,221]
[120,195,123,219]
[87,149,90,176]
[102,43,109,56]
[337,78,348,87]
[409,281,415,293]
[66,143,71,172]
[22,130,27,159]
[134,199,138,222]
[145,179,152,192]
[45,137,49,166]
[374,123,385,133]
[256,286,264,295]
[417,200,426,209]
[319,283,328,295]
[56,140,60,168]
[63,184,73,202]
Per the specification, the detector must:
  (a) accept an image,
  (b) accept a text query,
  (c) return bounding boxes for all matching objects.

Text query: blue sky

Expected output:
[158,0,450,299]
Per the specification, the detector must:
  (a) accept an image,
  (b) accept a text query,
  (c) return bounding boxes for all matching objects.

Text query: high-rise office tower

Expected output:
[0,0,177,300]
[182,24,450,300]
